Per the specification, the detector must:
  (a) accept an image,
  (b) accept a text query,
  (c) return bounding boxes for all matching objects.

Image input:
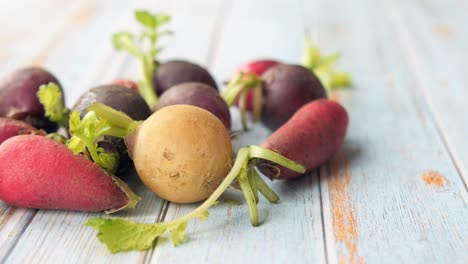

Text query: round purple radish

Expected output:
[0,117,45,144]
[154,60,218,95]
[258,99,348,180]
[73,85,151,120]
[73,85,152,174]
[0,67,63,132]
[154,82,231,129]
[0,135,137,212]
[261,64,327,130]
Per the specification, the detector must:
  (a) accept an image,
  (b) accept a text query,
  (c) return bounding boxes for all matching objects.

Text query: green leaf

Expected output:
[68,111,81,132]
[37,83,70,127]
[135,10,157,29]
[169,222,188,246]
[96,151,119,173]
[330,71,352,89]
[112,32,143,58]
[113,10,172,109]
[195,210,209,221]
[66,111,120,173]
[301,35,352,91]
[155,14,171,27]
[66,136,86,155]
[86,218,166,253]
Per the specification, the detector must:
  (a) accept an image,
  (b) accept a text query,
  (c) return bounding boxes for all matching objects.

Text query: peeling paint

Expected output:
[329,161,365,264]
[422,171,446,186]
[432,25,454,37]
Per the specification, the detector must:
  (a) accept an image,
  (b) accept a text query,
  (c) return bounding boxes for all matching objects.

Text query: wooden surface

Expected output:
[0,0,467,263]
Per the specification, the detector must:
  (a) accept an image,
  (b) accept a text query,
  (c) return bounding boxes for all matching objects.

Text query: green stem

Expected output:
[253,170,280,203]
[88,103,141,137]
[221,73,262,106]
[138,55,158,109]
[252,83,263,122]
[249,145,306,173]
[160,148,250,227]
[238,168,259,226]
[239,90,248,131]
[247,166,259,204]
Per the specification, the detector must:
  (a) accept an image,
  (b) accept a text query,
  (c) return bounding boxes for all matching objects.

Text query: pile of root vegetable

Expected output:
[0,10,350,253]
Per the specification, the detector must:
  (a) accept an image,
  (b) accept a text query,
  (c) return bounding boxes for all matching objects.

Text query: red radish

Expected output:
[233,60,280,111]
[0,135,138,213]
[258,99,348,180]
[112,79,139,92]
[223,64,326,130]
[0,117,45,144]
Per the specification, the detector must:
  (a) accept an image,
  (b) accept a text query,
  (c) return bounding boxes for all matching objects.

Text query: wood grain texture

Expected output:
[0,0,88,73]
[150,1,326,263]
[304,0,468,263]
[0,0,467,263]
[0,1,95,260]
[0,1,166,263]
[384,0,468,188]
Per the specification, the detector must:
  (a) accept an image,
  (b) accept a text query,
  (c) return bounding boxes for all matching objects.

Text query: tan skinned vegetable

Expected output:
[85,103,306,252]
[130,105,232,203]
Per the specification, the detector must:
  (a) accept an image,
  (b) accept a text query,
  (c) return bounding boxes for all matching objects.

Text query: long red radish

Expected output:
[258,99,348,179]
[0,135,138,213]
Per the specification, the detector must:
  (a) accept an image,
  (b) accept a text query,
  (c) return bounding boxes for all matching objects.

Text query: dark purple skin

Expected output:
[260,64,327,130]
[73,85,152,175]
[154,82,231,130]
[154,60,218,95]
[0,67,63,132]
[72,85,151,120]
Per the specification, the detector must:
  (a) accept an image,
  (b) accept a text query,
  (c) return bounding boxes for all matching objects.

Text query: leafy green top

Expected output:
[113,10,172,109]
[67,111,119,173]
[86,146,306,253]
[37,83,70,127]
[301,36,352,91]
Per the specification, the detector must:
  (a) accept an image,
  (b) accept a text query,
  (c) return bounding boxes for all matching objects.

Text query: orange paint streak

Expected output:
[329,161,365,264]
[422,171,446,186]
[432,25,454,37]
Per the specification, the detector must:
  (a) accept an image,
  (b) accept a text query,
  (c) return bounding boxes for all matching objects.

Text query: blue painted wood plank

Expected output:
[0,0,90,73]
[385,0,468,188]
[303,0,468,263]
[1,1,165,263]
[2,0,227,263]
[150,1,327,263]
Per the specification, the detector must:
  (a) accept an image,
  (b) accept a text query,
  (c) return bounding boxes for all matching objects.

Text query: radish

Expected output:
[223,38,351,130]
[232,59,280,111]
[258,99,348,179]
[85,103,305,252]
[154,60,218,95]
[260,64,327,130]
[223,64,327,130]
[0,135,138,213]
[0,117,45,144]
[154,82,231,129]
[0,67,63,132]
